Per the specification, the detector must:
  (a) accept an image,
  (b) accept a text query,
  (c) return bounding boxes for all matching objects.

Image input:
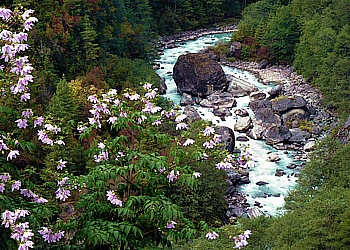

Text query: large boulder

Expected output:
[234,116,252,132]
[173,53,227,97]
[217,126,235,152]
[265,125,292,145]
[271,96,308,114]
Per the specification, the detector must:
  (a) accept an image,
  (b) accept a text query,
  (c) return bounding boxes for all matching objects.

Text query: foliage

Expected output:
[231,0,350,116]
[0,5,256,250]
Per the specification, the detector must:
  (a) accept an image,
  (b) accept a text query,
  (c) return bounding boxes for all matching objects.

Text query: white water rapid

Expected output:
[155,33,300,216]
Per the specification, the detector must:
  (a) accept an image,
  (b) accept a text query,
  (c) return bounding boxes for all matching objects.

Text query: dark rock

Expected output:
[213,108,232,118]
[268,85,283,99]
[271,96,307,114]
[258,59,268,69]
[217,126,235,153]
[275,169,286,177]
[250,99,272,112]
[286,163,297,169]
[250,91,267,101]
[159,77,167,94]
[229,173,242,184]
[234,108,249,117]
[173,53,227,97]
[225,186,236,196]
[239,176,250,184]
[180,93,194,106]
[288,128,311,143]
[200,91,236,108]
[236,136,249,142]
[230,206,244,218]
[265,125,292,145]
[256,181,269,186]
[294,173,301,177]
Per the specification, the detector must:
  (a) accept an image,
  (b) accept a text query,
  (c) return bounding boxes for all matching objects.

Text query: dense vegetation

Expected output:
[0,1,258,249]
[231,0,350,117]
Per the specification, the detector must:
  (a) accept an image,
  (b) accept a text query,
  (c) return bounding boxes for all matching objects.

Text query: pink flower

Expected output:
[55,188,71,201]
[145,89,157,99]
[20,93,30,101]
[152,119,162,126]
[176,122,188,130]
[215,162,233,170]
[166,221,177,229]
[57,159,67,170]
[193,172,201,178]
[7,150,20,161]
[106,190,123,207]
[183,139,195,146]
[11,180,21,191]
[206,231,219,240]
[203,141,215,149]
[23,16,38,31]
[167,170,179,182]
[0,140,8,150]
[0,8,12,21]
[175,114,187,123]
[21,9,35,20]
[142,83,152,90]
[203,126,215,136]
[16,118,28,129]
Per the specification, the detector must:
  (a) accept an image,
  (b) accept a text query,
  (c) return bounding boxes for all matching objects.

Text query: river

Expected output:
[155,33,300,216]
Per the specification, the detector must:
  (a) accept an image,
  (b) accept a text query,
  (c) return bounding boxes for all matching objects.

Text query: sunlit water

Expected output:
[156,33,299,216]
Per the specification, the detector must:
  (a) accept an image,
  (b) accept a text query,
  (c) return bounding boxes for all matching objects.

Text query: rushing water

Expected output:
[155,33,299,216]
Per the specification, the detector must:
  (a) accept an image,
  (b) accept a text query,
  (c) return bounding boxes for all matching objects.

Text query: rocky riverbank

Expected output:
[156,28,338,220]
[157,25,236,50]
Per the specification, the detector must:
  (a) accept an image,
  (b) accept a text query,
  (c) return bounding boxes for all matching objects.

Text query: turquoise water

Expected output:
[156,33,299,216]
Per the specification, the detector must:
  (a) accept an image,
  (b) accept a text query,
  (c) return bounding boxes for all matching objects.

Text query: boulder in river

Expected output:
[265,125,292,145]
[180,93,194,106]
[173,53,227,97]
[199,91,236,108]
[271,96,308,114]
[217,126,235,153]
[234,116,252,132]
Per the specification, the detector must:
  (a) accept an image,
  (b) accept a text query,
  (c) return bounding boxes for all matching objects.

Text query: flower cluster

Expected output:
[1,209,34,249]
[106,190,123,207]
[232,230,252,249]
[237,146,256,169]
[38,227,65,243]
[202,126,222,149]
[55,177,71,201]
[0,173,47,204]
[0,7,37,101]
[167,170,180,182]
